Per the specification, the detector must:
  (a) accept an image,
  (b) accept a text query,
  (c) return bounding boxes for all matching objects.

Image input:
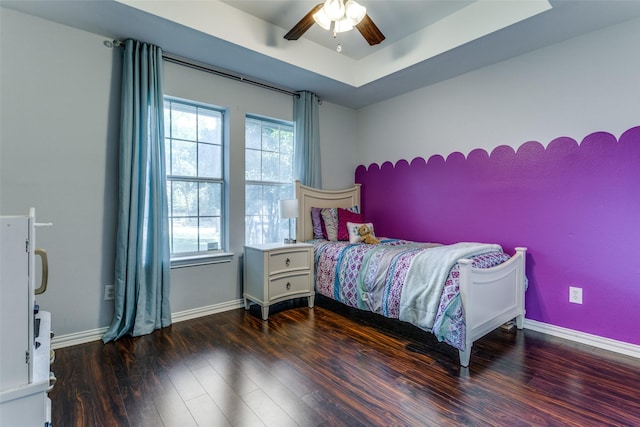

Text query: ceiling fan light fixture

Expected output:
[334,17,354,33]
[284,0,384,46]
[322,0,346,21]
[312,8,332,30]
[344,0,366,25]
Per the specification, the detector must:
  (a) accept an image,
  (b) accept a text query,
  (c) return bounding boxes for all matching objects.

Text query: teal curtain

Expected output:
[103,39,171,342]
[293,91,322,188]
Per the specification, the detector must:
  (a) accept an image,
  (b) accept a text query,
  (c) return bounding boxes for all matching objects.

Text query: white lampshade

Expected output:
[280,199,299,219]
[323,0,345,21]
[345,0,366,24]
[313,7,332,30]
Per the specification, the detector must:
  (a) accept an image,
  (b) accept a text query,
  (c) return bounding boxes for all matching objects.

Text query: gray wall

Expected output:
[355,16,640,165]
[0,7,357,339]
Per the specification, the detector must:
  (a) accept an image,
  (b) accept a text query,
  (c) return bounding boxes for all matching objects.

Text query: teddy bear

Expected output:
[358,223,380,244]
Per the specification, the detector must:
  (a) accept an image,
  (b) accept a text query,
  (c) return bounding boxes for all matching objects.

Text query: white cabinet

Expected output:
[1,209,52,427]
[243,243,315,320]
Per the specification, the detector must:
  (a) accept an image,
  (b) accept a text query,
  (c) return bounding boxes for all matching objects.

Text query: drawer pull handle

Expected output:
[285,258,290,267]
[286,282,291,290]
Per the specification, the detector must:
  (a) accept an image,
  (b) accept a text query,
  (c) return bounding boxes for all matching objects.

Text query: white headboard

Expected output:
[295,180,361,242]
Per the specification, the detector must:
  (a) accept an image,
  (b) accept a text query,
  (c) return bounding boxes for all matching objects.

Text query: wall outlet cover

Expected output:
[569,286,583,304]
[104,284,115,301]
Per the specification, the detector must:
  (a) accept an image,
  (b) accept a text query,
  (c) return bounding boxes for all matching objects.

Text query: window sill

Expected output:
[170,252,234,269]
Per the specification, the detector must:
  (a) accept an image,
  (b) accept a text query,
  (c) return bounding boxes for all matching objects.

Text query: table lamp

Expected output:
[279,199,298,244]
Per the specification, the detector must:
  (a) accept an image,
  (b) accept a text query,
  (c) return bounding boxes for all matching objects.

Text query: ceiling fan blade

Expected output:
[355,14,385,46]
[284,3,324,41]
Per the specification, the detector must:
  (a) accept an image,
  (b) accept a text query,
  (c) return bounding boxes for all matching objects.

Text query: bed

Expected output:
[295,180,527,367]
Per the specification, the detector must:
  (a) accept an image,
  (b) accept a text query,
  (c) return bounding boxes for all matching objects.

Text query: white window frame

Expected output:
[164,96,227,262]
[245,115,295,246]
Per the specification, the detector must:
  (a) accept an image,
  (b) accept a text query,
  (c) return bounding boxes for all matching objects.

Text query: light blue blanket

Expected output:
[398,242,502,331]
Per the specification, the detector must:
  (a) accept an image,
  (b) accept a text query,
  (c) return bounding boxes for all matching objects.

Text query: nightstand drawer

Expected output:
[244,243,314,320]
[268,250,310,275]
[269,272,311,300]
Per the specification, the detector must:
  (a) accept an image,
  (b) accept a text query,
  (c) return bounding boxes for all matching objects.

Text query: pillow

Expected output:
[347,222,377,244]
[320,208,339,241]
[310,207,324,239]
[337,208,363,241]
[320,206,359,241]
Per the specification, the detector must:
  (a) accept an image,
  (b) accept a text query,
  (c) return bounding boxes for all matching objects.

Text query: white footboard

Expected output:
[457,247,527,367]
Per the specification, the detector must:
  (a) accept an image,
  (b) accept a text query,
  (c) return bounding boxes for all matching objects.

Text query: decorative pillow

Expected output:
[320,206,359,241]
[320,208,339,241]
[337,208,363,241]
[310,207,324,239]
[347,222,377,244]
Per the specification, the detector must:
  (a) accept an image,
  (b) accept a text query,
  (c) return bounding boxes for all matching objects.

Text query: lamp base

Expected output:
[283,238,297,244]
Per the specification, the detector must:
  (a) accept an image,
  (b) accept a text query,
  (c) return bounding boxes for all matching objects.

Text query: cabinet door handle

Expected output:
[285,258,290,267]
[286,282,291,290]
[35,248,48,295]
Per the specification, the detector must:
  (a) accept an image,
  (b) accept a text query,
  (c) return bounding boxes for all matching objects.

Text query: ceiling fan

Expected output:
[284,0,385,46]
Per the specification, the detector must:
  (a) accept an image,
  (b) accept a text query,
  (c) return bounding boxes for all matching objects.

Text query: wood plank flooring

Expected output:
[49,298,640,426]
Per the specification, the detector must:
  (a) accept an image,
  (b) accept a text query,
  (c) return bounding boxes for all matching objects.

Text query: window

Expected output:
[245,116,294,245]
[164,97,225,256]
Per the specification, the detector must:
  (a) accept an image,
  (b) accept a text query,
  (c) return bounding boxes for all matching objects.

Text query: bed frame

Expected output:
[295,180,527,367]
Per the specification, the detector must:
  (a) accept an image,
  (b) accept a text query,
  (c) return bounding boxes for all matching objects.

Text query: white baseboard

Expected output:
[51,299,245,350]
[171,299,245,323]
[51,326,109,350]
[524,319,640,359]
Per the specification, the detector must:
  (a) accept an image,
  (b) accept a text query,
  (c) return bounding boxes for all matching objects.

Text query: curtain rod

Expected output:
[105,39,299,98]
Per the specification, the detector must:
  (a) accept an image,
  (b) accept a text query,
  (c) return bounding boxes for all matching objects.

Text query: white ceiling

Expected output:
[2,0,640,109]
[218,0,476,60]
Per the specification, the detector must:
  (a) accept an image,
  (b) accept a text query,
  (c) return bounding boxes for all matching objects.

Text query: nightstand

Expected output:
[243,242,315,320]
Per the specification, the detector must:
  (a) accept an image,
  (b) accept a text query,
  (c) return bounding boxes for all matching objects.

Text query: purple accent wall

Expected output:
[355,126,640,346]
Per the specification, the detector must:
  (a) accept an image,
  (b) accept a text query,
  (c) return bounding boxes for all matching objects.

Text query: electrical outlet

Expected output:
[104,284,115,301]
[569,286,582,304]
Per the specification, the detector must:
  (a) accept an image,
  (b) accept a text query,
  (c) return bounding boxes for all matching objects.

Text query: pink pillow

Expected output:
[311,207,324,239]
[337,208,363,241]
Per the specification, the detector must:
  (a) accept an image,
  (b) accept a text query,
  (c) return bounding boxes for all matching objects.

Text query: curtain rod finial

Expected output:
[104,39,125,49]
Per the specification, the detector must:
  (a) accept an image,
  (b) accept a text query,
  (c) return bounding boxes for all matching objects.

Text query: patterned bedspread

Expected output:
[312,239,509,350]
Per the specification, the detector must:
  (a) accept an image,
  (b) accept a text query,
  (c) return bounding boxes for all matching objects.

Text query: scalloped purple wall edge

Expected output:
[354,126,640,345]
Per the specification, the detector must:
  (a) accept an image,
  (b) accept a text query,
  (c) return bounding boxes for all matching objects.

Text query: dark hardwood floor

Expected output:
[50,298,640,426]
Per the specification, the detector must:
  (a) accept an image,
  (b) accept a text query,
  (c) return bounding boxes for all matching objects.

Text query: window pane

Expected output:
[172,140,197,177]
[198,108,221,144]
[279,152,293,182]
[262,150,279,181]
[262,125,279,152]
[198,143,221,178]
[280,130,293,155]
[245,184,262,216]
[171,103,197,141]
[245,118,261,150]
[199,217,220,251]
[279,185,293,201]
[199,182,221,216]
[263,185,280,217]
[172,181,198,217]
[245,149,261,180]
[171,217,198,253]
[245,215,263,245]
